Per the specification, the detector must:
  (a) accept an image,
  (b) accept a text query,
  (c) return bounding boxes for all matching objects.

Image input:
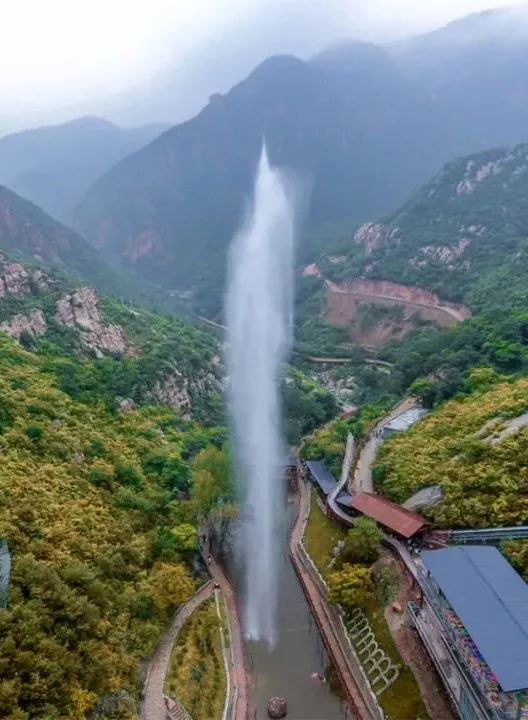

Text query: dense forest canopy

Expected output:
[374,375,528,536]
[0,334,230,719]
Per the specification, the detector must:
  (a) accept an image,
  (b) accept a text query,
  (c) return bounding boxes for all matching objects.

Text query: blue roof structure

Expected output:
[422,545,528,693]
[305,460,336,496]
[336,492,354,508]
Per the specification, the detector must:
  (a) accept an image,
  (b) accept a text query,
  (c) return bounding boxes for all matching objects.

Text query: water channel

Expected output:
[229,499,348,720]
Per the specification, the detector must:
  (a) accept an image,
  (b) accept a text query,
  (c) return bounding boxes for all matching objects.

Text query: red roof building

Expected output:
[347,493,428,539]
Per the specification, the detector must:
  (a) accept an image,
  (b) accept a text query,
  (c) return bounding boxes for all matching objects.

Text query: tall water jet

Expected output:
[226,143,296,645]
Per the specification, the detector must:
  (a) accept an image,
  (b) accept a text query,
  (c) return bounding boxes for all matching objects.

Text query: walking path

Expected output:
[489,411,528,444]
[290,475,380,720]
[202,542,250,720]
[351,398,416,494]
[141,581,214,720]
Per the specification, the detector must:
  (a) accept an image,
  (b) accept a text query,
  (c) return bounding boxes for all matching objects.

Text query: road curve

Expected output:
[141,581,215,720]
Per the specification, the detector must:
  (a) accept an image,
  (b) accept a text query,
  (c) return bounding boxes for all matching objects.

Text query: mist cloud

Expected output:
[1,0,527,133]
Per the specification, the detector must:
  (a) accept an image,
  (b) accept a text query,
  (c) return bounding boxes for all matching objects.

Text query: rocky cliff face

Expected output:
[0,254,50,297]
[0,309,47,341]
[55,287,127,357]
[145,368,221,420]
[0,252,222,422]
[0,253,130,358]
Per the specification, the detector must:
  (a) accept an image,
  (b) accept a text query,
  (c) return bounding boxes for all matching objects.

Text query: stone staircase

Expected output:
[164,695,193,720]
[168,705,190,720]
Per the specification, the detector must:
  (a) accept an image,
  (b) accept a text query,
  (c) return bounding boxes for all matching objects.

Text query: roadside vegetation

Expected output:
[374,374,528,534]
[0,334,232,719]
[164,597,226,720]
[301,404,385,477]
[305,499,429,720]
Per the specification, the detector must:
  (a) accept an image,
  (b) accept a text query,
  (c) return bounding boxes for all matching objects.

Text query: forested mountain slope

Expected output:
[373,372,528,576]
[0,184,120,291]
[71,10,528,316]
[0,247,336,717]
[70,46,448,315]
[0,332,226,719]
[297,143,528,408]
[0,117,167,221]
[325,142,528,308]
[391,6,528,150]
[0,183,191,314]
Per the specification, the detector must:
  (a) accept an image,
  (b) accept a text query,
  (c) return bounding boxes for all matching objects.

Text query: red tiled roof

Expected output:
[347,493,428,538]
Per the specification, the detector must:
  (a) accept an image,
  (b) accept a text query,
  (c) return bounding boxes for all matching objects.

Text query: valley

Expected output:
[1,4,528,719]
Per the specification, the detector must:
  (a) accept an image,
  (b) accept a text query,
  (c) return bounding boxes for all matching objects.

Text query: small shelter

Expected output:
[382,406,428,439]
[344,492,429,540]
[305,460,337,499]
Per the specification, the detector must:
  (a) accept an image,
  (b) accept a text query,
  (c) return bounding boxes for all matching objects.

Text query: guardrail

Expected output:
[215,589,232,720]
[155,580,214,720]
[292,480,385,720]
[407,603,491,720]
[295,544,385,720]
[449,525,528,543]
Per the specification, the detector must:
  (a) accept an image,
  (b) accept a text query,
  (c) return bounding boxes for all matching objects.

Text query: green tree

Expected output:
[191,446,232,516]
[328,564,372,610]
[409,378,436,408]
[171,524,198,555]
[373,563,399,606]
[343,517,383,565]
[146,562,194,614]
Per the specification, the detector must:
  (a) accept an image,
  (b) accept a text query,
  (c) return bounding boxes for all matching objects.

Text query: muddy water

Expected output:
[231,500,347,720]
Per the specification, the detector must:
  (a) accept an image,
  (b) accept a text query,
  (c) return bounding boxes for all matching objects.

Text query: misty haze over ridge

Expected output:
[58,0,528,324]
[3,0,528,307]
[2,0,528,135]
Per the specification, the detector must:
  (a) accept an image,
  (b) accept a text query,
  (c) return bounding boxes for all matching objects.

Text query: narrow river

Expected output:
[230,500,346,720]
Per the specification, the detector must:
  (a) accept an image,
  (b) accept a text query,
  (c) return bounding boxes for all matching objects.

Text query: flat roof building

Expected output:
[410,546,528,720]
[382,406,428,437]
[305,460,337,496]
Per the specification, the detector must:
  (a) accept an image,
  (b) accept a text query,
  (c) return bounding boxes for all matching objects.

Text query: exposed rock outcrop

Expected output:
[353,223,399,255]
[55,287,126,357]
[0,254,50,297]
[145,369,221,420]
[409,237,472,268]
[268,697,287,718]
[145,372,193,420]
[325,277,471,347]
[117,398,136,414]
[0,309,47,340]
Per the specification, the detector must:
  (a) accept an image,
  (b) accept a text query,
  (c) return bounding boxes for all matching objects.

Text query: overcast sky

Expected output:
[1,0,527,130]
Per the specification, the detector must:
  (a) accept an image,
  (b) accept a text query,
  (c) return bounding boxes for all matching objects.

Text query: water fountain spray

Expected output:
[226,141,296,645]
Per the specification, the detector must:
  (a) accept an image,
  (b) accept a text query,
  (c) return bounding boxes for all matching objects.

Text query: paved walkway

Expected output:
[490,411,528,444]
[202,542,250,720]
[351,398,416,494]
[141,581,214,720]
[290,477,377,720]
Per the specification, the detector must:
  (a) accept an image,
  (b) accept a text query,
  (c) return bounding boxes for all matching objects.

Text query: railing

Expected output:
[293,481,385,720]
[327,434,356,525]
[156,580,214,720]
[448,525,528,543]
[163,693,193,720]
[214,589,232,720]
[406,603,461,711]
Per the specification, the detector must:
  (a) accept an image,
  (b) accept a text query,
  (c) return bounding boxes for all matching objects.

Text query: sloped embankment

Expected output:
[324,277,471,346]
